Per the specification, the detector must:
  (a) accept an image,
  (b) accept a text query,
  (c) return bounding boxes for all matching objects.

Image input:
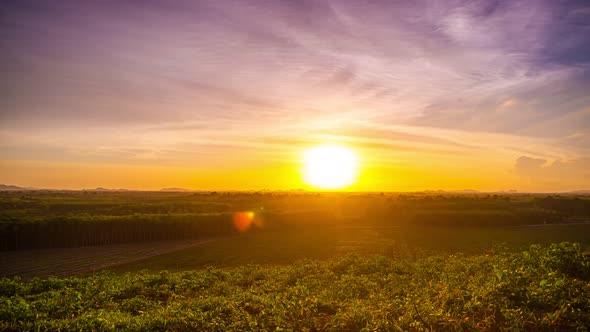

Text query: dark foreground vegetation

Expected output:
[1,191,589,250]
[1,243,589,331]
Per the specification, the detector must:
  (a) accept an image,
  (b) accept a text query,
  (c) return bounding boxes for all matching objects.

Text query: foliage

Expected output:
[2,191,589,251]
[1,243,589,331]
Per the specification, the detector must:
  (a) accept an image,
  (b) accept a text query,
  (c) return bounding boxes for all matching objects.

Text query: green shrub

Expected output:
[1,243,589,331]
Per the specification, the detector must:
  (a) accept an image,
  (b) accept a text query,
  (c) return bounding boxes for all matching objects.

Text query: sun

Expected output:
[303,144,359,190]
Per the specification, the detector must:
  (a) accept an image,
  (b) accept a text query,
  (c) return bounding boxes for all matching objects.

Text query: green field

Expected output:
[2,243,589,331]
[1,191,590,330]
[109,223,590,273]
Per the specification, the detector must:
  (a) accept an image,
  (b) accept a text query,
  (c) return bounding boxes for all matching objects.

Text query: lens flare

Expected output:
[233,211,262,232]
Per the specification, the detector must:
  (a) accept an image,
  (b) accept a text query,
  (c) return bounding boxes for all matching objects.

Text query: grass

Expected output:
[0,217,590,278]
[2,243,589,331]
[2,221,589,278]
[0,240,209,279]
[108,223,590,273]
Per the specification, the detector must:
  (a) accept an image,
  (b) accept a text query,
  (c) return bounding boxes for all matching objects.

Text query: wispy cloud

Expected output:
[1,0,589,190]
[515,156,590,191]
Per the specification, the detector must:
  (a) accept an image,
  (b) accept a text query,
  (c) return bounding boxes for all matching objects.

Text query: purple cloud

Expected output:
[0,0,589,190]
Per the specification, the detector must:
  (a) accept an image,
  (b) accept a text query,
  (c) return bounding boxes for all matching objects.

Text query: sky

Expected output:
[1,0,589,192]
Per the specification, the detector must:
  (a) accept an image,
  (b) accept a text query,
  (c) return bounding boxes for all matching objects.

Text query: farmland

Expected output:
[1,191,590,330]
[2,243,589,331]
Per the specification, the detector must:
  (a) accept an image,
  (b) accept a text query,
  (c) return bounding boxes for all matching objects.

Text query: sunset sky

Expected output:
[1,0,589,192]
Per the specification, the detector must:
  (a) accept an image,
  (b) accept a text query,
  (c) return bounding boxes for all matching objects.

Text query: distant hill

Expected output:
[0,184,34,191]
[494,190,519,194]
[566,190,590,195]
[82,187,129,192]
[160,188,191,192]
[452,189,480,193]
[422,189,480,194]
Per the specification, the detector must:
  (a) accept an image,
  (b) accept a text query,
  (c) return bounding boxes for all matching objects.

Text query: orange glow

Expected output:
[233,211,255,232]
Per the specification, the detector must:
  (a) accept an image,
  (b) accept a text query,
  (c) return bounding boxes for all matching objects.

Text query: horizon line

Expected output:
[1,184,589,195]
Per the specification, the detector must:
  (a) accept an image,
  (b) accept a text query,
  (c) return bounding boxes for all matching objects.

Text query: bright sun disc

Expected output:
[303,145,358,189]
